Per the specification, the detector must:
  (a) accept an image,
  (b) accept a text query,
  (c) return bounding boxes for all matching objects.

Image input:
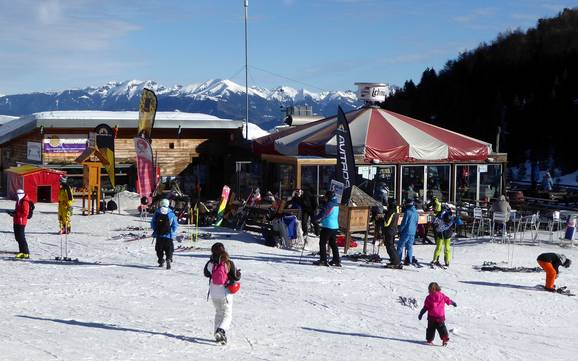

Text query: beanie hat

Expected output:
[159,199,170,208]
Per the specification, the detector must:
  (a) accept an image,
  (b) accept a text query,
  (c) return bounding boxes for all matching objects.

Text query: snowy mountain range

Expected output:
[0,79,369,130]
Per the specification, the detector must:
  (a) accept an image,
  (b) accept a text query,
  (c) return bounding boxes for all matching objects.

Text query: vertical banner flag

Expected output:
[213,185,231,227]
[136,88,158,201]
[134,137,155,201]
[95,124,116,187]
[138,88,158,141]
[335,105,357,204]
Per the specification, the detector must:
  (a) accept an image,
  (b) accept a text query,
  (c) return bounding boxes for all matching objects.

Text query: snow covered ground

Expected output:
[0,198,577,361]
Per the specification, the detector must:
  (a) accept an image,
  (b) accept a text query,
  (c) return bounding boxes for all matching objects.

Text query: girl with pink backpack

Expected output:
[203,243,241,345]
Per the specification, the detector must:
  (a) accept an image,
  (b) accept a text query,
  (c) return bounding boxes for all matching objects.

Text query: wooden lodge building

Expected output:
[0,111,251,199]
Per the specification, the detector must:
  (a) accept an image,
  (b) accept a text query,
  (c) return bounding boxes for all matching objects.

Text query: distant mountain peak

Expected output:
[0,79,384,130]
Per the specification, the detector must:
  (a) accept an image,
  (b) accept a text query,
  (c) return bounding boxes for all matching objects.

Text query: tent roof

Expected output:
[253,106,493,163]
[5,164,65,176]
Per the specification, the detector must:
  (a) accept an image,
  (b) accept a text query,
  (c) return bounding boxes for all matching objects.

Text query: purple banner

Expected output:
[43,134,87,153]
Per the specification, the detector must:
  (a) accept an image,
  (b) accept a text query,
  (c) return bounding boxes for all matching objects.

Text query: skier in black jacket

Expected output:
[536,253,571,291]
[383,199,402,268]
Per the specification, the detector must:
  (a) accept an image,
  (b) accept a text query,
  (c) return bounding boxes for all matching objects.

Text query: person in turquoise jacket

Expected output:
[397,199,419,265]
[313,191,341,267]
[151,198,179,269]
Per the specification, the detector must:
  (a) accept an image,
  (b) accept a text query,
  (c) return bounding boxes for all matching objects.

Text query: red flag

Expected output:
[134,137,155,202]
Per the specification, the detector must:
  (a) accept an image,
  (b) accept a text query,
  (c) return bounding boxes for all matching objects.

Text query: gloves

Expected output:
[418,309,425,320]
[452,301,457,307]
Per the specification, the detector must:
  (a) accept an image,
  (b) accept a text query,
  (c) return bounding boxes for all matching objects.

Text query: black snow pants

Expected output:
[14,224,29,254]
[426,318,449,342]
[319,228,339,264]
[384,230,400,265]
[155,237,174,263]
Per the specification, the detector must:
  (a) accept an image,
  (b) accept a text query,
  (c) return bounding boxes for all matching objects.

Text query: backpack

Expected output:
[211,261,229,285]
[27,200,35,219]
[155,213,171,234]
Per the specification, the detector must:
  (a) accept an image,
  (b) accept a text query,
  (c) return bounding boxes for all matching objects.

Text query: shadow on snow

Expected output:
[16,315,216,345]
[301,327,424,345]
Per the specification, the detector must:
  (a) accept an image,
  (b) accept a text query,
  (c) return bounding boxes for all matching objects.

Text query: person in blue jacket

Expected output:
[151,198,178,269]
[397,199,419,266]
[313,190,341,267]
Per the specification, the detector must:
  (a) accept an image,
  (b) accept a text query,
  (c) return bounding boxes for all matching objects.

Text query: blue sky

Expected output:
[0,0,576,94]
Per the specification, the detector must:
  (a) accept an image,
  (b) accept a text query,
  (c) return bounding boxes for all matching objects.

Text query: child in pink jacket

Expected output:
[418,282,457,346]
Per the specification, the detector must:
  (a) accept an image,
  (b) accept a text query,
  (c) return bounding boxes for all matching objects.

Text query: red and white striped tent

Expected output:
[253,106,492,163]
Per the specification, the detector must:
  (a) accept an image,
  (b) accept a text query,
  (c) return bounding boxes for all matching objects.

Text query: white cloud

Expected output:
[0,0,141,92]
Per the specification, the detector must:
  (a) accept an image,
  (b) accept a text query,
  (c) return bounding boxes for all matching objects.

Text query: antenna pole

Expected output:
[244,0,249,139]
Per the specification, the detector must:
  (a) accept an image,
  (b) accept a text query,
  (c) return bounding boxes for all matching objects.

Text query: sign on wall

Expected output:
[43,134,88,153]
[27,142,42,161]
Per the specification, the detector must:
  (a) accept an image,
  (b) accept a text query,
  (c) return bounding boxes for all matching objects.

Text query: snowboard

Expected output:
[213,185,231,227]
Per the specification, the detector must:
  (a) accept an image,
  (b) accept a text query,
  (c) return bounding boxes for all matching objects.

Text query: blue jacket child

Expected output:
[397,200,419,265]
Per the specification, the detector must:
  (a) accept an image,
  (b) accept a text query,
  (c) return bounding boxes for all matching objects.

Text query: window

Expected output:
[479,164,502,203]
[427,165,450,203]
[456,165,478,205]
[401,166,425,205]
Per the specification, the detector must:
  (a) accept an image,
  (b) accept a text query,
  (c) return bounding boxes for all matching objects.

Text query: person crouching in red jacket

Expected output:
[13,189,31,259]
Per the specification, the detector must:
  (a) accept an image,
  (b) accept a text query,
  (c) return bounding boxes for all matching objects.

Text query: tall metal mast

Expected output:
[244,0,249,139]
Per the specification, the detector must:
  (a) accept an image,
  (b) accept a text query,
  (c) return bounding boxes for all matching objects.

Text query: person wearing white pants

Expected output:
[212,295,233,333]
[204,243,241,345]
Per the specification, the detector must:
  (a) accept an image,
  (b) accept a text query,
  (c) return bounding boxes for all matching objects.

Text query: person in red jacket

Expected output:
[13,189,31,259]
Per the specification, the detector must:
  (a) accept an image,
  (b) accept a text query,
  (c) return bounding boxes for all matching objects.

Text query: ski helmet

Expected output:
[227,282,240,294]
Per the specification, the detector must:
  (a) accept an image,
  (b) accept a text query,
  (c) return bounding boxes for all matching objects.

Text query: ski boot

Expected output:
[215,328,227,345]
[384,263,403,269]
[166,260,171,270]
[313,260,328,266]
[329,260,342,267]
[158,259,164,268]
[15,253,29,259]
[442,339,448,347]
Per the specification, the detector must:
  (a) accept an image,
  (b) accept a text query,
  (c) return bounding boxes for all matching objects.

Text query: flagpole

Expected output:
[244,0,249,139]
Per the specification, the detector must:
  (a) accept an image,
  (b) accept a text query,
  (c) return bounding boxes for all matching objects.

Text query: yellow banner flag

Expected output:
[138,88,158,140]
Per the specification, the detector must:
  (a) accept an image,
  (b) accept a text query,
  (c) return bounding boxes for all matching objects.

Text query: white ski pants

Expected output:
[212,295,233,332]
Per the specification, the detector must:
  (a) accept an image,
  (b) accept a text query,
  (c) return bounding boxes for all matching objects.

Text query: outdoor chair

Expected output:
[470,207,491,238]
[516,212,540,244]
[490,211,508,243]
[548,211,563,242]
